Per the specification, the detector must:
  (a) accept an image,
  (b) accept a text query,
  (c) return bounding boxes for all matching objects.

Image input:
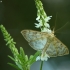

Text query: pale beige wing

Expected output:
[46,36,69,57]
[28,37,47,50]
[21,30,47,42]
[21,30,69,57]
[21,30,48,50]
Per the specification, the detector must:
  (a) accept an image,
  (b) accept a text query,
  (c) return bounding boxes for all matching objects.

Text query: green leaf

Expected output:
[8,55,15,61]
[20,47,25,59]
[29,51,41,65]
[29,55,33,60]
[15,61,23,70]
[8,63,21,70]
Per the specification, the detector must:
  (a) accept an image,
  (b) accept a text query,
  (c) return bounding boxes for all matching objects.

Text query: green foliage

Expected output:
[35,0,47,18]
[34,0,48,26]
[0,0,47,70]
[34,0,52,33]
[0,25,41,70]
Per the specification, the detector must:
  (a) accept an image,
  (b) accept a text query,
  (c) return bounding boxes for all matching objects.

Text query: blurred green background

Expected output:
[0,0,70,70]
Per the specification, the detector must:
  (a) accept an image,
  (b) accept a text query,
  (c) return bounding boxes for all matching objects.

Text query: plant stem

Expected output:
[40,61,43,70]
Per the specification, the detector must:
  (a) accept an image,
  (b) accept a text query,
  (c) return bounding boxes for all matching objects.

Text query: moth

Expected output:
[21,30,69,57]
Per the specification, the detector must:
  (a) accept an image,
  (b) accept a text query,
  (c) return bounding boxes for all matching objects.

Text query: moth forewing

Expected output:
[21,30,69,57]
[21,30,48,50]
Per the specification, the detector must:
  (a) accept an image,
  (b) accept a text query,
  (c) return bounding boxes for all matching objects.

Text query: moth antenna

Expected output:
[54,12,58,31]
[55,21,69,33]
[52,12,58,33]
[53,12,69,33]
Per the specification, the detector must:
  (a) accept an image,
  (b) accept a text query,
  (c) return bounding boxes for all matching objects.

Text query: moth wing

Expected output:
[46,37,69,57]
[28,37,47,50]
[55,37,69,56]
[21,30,48,50]
[21,30,69,57]
[21,30,47,42]
[46,42,57,57]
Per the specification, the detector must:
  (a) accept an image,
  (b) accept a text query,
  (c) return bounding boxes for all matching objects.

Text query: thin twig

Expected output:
[40,61,43,70]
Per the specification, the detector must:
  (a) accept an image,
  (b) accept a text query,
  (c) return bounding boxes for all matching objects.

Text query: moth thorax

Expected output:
[49,32,54,38]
